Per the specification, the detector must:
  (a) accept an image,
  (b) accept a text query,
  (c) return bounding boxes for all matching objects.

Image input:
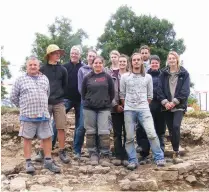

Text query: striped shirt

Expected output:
[10,73,50,119]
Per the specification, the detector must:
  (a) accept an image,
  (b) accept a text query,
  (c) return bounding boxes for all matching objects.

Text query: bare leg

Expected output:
[24,138,32,159]
[58,129,65,149]
[42,137,52,158]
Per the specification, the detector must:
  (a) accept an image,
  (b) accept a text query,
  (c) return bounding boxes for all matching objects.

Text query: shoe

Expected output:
[44,159,61,173]
[90,153,99,166]
[111,159,122,166]
[34,150,44,162]
[59,149,70,164]
[26,161,35,173]
[136,146,142,153]
[127,162,138,170]
[173,151,183,164]
[156,159,166,167]
[138,156,151,165]
[122,160,129,167]
[100,154,112,167]
[73,153,81,161]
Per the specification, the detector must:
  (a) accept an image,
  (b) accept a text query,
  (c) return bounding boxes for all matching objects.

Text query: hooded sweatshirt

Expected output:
[40,63,68,105]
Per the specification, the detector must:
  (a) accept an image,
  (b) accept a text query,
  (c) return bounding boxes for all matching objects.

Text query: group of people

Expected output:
[10,44,190,173]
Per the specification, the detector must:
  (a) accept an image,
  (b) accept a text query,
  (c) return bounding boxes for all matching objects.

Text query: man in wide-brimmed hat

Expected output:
[35,44,70,164]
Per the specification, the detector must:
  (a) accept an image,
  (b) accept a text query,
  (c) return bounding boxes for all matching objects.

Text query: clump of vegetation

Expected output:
[1,106,19,115]
[185,110,209,118]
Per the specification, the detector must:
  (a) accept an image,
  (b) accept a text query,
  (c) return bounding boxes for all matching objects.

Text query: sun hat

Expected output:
[45,44,65,59]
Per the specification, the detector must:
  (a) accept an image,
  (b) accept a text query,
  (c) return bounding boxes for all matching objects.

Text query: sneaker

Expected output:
[44,159,61,173]
[34,150,44,162]
[122,160,129,167]
[173,152,183,164]
[73,153,81,161]
[111,159,122,166]
[90,153,99,166]
[100,154,112,167]
[26,161,35,173]
[127,162,138,170]
[156,159,166,167]
[59,149,70,164]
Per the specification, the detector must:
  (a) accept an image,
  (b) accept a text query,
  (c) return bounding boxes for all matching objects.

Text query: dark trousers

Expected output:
[136,101,166,157]
[164,111,184,152]
[112,113,127,160]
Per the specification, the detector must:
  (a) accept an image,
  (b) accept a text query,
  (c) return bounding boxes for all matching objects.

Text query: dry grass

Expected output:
[185,110,209,118]
[1,107,19,115]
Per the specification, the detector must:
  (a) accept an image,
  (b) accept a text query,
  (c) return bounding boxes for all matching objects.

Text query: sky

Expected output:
[1,0,209,107]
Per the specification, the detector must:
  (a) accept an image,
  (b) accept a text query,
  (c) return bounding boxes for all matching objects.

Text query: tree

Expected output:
[97,5,186,67]
[21,16,88,71]
[1,46,12,99]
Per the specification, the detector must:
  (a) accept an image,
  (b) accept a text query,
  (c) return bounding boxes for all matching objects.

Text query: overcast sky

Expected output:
[1,0,209,94]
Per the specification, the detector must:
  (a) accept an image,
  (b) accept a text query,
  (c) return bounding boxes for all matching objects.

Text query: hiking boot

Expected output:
[173,151,183,164]
[138,156,151,165]
[34,150,44,162]
[127,162,138,170]
[156,159,166,167]
[73,153,81,161]
[59,149,70,164]
[44,159,61,173]
[122,160,129,167]
[90,153,99,166]
[111,158,122,166]
[26,161,35,173]
[100,154,112,167]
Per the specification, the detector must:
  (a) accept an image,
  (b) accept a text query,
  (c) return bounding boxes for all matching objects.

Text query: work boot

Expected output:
[122,160,129,167]
[173,151,183,164]
[59,149,70,164]
[44,159,61,173]
[73,153,81,161]
[26,160,35,173]
[90,153,99,166]
[127,162,138,170]
[34,149,44,162]
[138,156,151,165]
[100,153,112,167]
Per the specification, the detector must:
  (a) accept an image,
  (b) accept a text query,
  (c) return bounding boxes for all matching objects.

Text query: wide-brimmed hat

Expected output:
[45,44,65,59]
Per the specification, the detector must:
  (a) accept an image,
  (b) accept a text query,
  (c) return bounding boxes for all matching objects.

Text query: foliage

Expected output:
[97,5,186,67]
[1,106,19,115]
[1,46,12,98]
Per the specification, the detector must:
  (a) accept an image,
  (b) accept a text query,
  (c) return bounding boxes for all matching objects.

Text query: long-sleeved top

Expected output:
[78,65,92,94]
[10,73,50,119]
[40,63,68,105]
[63,61,84,102]
[120,72,153,111]
[81,71,115,110]
[157,66,190,111]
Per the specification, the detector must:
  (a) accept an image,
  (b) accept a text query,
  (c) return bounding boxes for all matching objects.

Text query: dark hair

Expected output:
[139,45,150,53]
[119,54,130,71]
[150,55,161,62]
[92,56,105,64]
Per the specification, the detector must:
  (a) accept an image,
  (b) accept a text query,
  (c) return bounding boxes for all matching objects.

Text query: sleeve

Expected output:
[111,79,118,107]
[147,75,153,100]
[81,76,88,101]
[157,73,169,105]
[175,73,190,103]
[78,68,83,94]
[120,74,126,99]
[107,74,115,102]
[62,67,68,93]
[10,79,21,107]
[46,78,50,98]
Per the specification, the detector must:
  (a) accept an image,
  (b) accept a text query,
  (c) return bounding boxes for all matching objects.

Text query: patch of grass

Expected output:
[185,110,209,118]
[1,106,19,115]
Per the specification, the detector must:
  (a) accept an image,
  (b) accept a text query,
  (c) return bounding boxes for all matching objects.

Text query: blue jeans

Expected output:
[52,99,85,154]
[124,110,164,164]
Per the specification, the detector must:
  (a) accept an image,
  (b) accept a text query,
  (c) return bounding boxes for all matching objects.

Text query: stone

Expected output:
[179,175,184,180]
[130,179,158,191]
[119,179,131,191]
[155,170,178,181]
[106,175,117,183]
[92,165,110,174]
[126,173,139,181]
[186,175,197,184]
[195,161,209,170]
[30,185,62,192]
[10,177,26,191]
[1,174,6,181]
[190,125,205,141]
[168,161,194,174]
[62,186,74,191]
[79,166,88,174]
[37,176,52,184]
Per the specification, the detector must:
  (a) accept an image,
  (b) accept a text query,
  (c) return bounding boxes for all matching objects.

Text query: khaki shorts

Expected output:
[19,121,53,139]
[48,102,66,130]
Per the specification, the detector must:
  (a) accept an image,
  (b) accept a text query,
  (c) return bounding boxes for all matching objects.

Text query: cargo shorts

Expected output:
[19,121,53,139]
[48,102,66,130]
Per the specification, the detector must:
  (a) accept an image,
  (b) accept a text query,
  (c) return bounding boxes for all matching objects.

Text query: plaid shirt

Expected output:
[10,73,50,118]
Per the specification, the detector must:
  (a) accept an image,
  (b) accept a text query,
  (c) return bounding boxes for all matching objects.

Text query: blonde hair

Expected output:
[109,50,120,57]
[167,51,180,68]
[130,53,145,76]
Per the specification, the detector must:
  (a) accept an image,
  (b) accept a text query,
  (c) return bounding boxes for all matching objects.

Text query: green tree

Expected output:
[97,5,186,67]
[21,16,88,71]
[1,46,12,99]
